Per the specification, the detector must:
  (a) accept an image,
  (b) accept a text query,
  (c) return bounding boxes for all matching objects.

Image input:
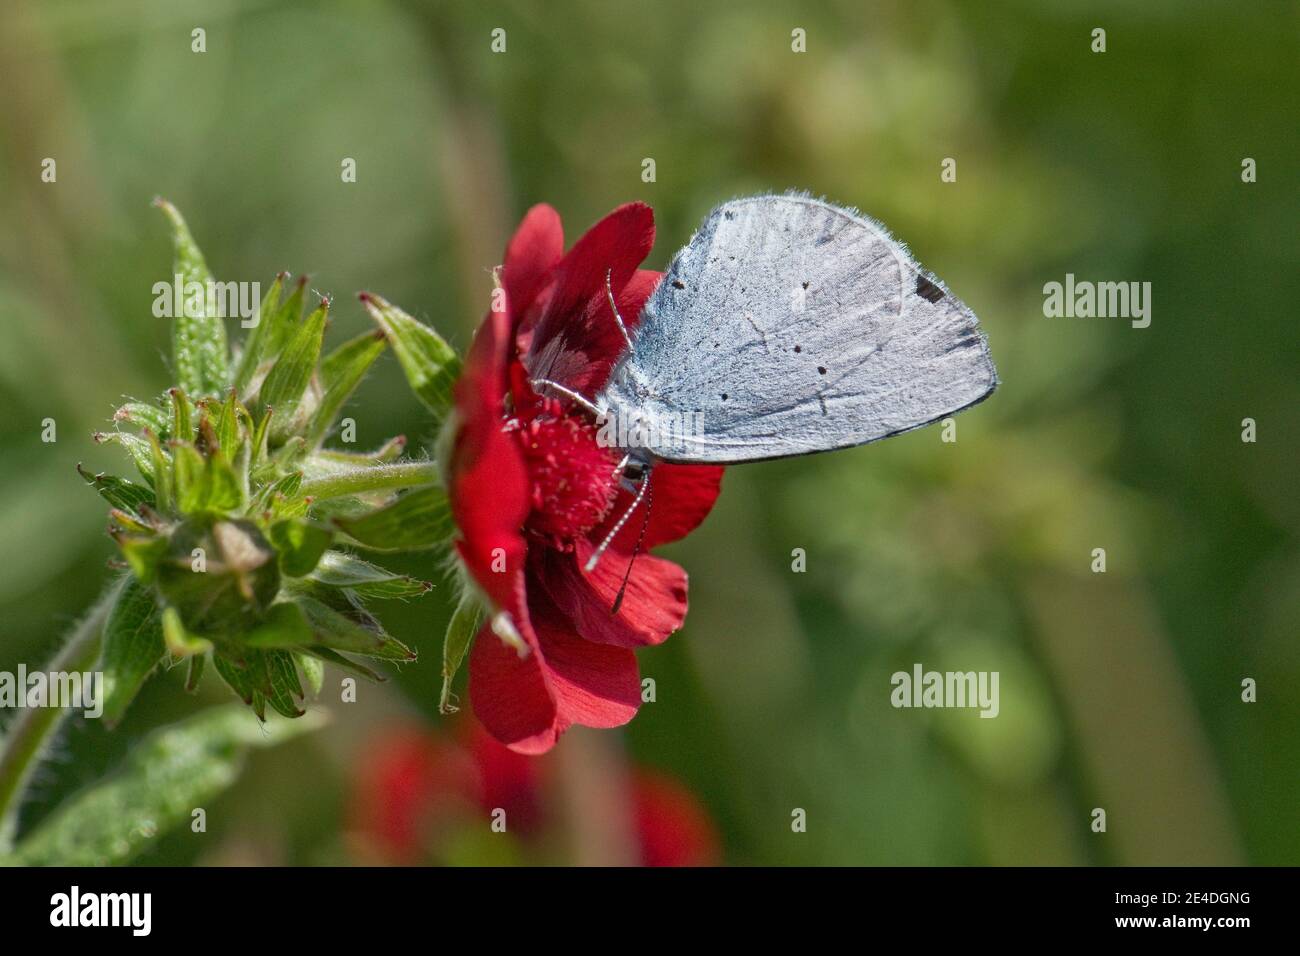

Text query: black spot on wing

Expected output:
[915,274,945,303]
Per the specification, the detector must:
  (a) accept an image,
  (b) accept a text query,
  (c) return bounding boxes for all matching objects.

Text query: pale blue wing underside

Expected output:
[599,193,998,464]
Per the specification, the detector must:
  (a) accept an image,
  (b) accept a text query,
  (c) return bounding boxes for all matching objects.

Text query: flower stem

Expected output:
[299,461,438,500]
[0,576,124,851]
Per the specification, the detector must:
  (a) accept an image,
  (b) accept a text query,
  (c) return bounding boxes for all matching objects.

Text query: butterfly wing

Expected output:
[620,193,998,464]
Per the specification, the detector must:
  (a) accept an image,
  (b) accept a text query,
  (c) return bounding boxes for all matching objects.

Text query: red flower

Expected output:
[632,769,722,867]
[348,726,477,864]
[449,203,724,753]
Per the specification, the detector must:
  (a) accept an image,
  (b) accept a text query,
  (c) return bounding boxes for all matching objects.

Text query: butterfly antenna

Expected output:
[585,469,650,573]
[530,378,601,416]
[611,481,653,614]
[606,268,635,352]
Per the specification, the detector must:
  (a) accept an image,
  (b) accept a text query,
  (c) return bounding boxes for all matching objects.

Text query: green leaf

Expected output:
[268,519,333,576]
[259,298,328,437]
[333,484,454,552]
[308,550,433,599]
[296,595,415,661]
[77,464,155,514]
[155,198,229,397]
[440,591,484,714]
[98,579,166,725]
[8,705,323,866]
[307,330,388,447]
[360,292,461,424]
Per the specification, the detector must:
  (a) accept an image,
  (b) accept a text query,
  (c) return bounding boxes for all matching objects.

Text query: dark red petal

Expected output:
[449,305,530,610]
[535,610,641,728]
[469,592,641,753]
[526,203,655,390]
[535,542,687,648]
[555,268,662,397]
[503,204,564,335]
[593,463,724,554]
[468,614,560,755]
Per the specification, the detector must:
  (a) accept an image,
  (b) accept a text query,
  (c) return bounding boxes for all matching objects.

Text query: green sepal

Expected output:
[172,442,243,516]
[333,484,453,552]
[360,292,461,425]
[145,429,172,511]
[308,330,388,448]
[296,595,415,661]
[161,605,214,658]
[299,645,386,683]
[440,591,485,714]
[259,298,328,440]
[185,653,206,692]
[113,400,170,437]
[209,388,243,459]
[295,652,324,695]
[78,464,155,514]
[113,533,169,584]
[155,198,229,397]
[232,272,286,395]
[268,518,333,576]
[94,430,158,487]
[308,550,433,599]
[168,388,193,443]
[243,601,314,648]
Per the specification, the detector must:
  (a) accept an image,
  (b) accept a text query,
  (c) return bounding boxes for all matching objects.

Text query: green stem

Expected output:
[299,461,438,500]
[0,576,124,850]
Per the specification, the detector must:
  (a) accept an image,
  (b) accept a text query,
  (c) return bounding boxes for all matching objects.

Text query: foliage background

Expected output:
[0,0,1295,865]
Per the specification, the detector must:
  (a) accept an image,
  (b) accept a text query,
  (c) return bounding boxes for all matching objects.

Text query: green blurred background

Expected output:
[0,0,1295,865]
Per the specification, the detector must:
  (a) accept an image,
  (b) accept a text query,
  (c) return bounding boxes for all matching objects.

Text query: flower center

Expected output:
[510,403,620,549]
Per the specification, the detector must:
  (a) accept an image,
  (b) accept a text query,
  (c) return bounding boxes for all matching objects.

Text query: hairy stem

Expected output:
[0,576,124,850]
[299,461,438,500]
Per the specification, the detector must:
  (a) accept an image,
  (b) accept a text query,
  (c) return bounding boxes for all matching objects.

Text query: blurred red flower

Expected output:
[449,203,723,753]
[351,722,719,866]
